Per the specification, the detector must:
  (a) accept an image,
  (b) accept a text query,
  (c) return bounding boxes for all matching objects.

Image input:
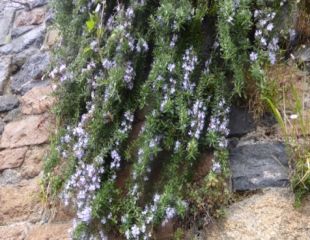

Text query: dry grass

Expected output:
[267,64,310,136]
[296,0,310,44]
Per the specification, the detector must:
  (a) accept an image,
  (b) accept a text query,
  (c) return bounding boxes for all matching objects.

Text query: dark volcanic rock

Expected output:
[230,142,289,191]
[11,52,50,94]
[228,106,256,137]
[0,95,19,112]
[259,112,277,128]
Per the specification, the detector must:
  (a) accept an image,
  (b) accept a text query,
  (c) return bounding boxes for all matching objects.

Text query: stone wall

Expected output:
[0,1,71,239]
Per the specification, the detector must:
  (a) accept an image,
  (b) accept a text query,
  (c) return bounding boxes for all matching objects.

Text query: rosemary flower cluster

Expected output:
[208,98,230,149]
[62,156,104,224]
[181,47,198,94]
[188,100,207,140]
[252,6,280,65]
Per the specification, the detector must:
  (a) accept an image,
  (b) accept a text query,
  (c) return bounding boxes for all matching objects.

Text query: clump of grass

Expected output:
[265,63,310,205]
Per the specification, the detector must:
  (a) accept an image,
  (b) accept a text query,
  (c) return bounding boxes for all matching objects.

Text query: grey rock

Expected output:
[2,0,48,11]
[0,120,4,135]
[29,0,49,9]
[0,25,45,54]
[230,142,289,191]
[0,56,11,94]
[259,112,277,128]
[0,8,15,46]
[294,45,310,73]
[11,25,35,39]
[228,106,256,138]
[3,108,21,122]
[11,47,39,72]
[11,51,50,94]
[0,169,21,185]
[45,9,55,26]
[296,46,310,62]
[0,95,19,112]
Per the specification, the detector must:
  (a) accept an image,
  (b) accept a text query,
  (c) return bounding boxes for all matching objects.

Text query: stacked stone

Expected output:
[0,0,71,239]
[227,107,290,191]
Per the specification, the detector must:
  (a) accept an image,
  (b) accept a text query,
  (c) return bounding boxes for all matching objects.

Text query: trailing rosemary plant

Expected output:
[45,0,293,238]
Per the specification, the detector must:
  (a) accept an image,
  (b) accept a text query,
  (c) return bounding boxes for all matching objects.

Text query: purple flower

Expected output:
[266,23,274,31]
[250,52,258,62]
[188,100,207,140]
[102,58,115,70]
[268,52,276,65]
[212,161,221,173]
[77,206,92,223]
[167,63,176,72]
[124,62,135,89]
[181,47,198,93]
